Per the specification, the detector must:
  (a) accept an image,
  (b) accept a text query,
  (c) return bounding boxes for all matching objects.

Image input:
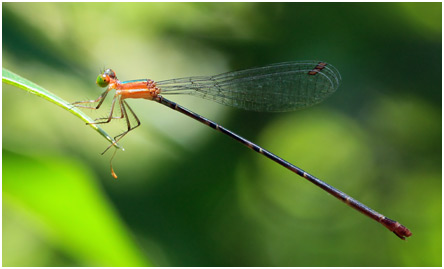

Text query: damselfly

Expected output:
[72,61,412,240]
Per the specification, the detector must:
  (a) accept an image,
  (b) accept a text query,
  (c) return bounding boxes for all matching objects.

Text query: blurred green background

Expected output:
[2,2,441,266]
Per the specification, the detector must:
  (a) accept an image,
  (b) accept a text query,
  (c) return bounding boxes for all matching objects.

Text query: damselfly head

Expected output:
[96,68,116,88]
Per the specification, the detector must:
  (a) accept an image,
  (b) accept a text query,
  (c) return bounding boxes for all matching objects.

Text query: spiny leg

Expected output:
[106,100,133,178]
[86,95,124,124]
[71,89,110,110]
[93,96,125,122]
[110,100,141,143]
[102,100,141,155]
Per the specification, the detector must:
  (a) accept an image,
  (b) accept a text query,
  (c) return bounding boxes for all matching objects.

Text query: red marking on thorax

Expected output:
[115,80,160,100]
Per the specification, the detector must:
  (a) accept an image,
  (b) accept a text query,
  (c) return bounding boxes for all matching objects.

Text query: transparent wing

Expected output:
[156,61,341,112]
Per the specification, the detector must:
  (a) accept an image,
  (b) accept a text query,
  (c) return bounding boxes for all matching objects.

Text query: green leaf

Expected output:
[2,67,123,150]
